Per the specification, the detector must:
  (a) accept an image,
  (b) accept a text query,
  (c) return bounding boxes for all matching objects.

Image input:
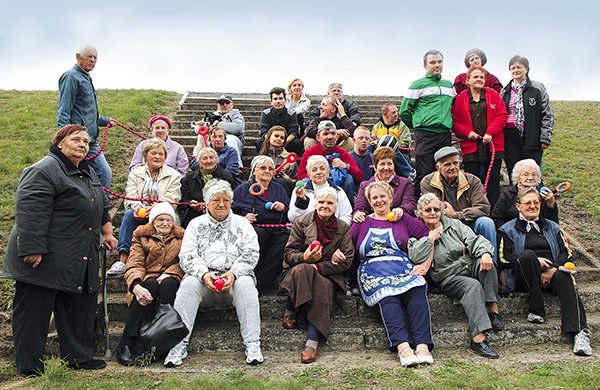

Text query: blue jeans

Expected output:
[87,142,112,189]
[341,174,356,207]
[117,209,147,255]
[471,217,497,263]
[395,151,415,179]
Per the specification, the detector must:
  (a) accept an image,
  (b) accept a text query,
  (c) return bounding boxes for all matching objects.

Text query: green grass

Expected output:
[11,358,600,389]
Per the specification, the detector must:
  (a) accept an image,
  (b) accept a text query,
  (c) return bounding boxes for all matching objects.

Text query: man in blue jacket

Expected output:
[58,45,113,188]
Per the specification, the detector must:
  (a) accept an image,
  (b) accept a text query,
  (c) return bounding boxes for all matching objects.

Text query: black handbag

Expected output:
[137,303,188,361]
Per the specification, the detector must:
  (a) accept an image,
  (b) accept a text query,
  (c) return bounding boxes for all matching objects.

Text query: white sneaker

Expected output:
[106,261,126,276]
[573,329,592,356]
[245,342,264,365]
[527,313,544,324]
[164,341,188,367]
[415,345,434,365]
[398,347,419,367]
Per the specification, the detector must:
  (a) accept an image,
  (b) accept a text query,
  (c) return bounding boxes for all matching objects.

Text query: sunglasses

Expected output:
[423,207,441,213]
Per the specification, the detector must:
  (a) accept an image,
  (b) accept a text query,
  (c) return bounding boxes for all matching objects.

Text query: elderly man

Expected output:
[208,95,245,165]
[372,102,415,179]
[400,50,456,196]
[420,147,497,263]
[298,120,362,204]
[310,82,362,125]
[256,87,301,155]
[58,45,113,188]
[304,96,356,151]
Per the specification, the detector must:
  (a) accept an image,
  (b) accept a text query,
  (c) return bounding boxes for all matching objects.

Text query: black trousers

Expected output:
[122,277,179,340]
[514,250,587,334]
[12,281,97,373]
[255,227,289,293]
[413,130,451,198]
[504,128,543,184]
[463,158,502,210]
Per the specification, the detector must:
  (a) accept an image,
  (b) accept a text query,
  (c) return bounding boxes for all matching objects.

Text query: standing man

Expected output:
[58,45,113,188]
[256,87,301,155]
[400,50,456,196]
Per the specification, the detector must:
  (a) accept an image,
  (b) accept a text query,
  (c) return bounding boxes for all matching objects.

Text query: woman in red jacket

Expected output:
[451,65,508,208]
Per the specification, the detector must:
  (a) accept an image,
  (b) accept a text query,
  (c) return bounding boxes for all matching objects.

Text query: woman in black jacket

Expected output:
[3,125,118,376]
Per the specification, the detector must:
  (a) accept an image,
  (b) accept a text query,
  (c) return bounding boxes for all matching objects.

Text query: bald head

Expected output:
[76,45,98,73]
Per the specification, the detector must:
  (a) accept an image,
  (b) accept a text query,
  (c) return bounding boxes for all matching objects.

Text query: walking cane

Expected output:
[99,244,112,358]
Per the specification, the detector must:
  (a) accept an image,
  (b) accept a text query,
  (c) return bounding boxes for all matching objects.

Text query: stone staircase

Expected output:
[89,92,600,358]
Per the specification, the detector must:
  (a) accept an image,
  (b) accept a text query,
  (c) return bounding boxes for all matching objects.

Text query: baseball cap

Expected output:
[216,95,233,103]
[317,120,336,133]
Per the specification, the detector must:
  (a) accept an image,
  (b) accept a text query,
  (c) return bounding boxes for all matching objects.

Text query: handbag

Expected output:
[136,303,188,361]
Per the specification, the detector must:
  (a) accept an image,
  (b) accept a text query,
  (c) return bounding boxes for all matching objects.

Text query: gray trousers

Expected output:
[441,259,499,338]
[173,274,261,347]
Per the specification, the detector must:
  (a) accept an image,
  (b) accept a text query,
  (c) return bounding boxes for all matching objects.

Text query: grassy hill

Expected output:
[0,90,598,310]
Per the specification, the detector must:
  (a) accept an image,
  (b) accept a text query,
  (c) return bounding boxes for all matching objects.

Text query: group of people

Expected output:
[2,44,592,377]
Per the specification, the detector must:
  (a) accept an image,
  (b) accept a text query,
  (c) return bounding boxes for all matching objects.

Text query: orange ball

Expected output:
[387,212,395,222]
[564,262,576,271]
[137,208,147,218]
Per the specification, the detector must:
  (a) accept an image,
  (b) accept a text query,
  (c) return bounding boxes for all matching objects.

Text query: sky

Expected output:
[1,1,599,101]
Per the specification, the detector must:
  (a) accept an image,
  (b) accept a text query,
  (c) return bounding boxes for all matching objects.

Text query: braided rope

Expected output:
[255,222,293,228]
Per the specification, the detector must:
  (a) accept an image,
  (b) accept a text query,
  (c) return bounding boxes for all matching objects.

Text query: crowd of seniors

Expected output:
[5,46,592,376]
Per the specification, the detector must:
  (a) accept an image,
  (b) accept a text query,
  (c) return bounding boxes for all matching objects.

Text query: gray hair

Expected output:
[78,44,97,56]
[203,179,233,203]
[416,193,445,218]
[512,159,542,185]
[314,186,338,209]
[198,146,218,159]
[306,155,329,172]
[423,49,443,65]
[250,155,274,178]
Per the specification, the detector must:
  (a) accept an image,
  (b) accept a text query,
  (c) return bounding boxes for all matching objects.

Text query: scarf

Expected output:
[314,211,338,245]
[511,79,527,136]
[141,166,160,205]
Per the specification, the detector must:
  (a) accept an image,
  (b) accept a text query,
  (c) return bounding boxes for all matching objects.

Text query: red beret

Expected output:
[148,115,172,129]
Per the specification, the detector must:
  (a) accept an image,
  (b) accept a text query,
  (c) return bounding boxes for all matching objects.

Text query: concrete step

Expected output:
[59,312,600,357]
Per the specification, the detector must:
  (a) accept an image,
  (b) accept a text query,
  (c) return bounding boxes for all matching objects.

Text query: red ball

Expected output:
[309,240,322,251]
[197,125,209,135]
[214,277,225,291]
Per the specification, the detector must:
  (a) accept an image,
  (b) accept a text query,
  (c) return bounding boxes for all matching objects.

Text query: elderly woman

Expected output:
[117,203,185,366]
[129,115,189,177]
[232,156,291,293]
[165,179,263,366]
[454,48,503,94]
[498,187,592,356]
[108,138,181,276]
[258,125,298,196]
[3,125,118,375]
[500,55,555,180]
[414,193,502,359]
[350,182,434,366]
[280,187,354,363]
[492,158,558,228]
[353,146,416,223]
[286,77,311,133]
[178,147,237,228]
[451,65,508,208]
[193,127,241,180]
[288,155,352,225]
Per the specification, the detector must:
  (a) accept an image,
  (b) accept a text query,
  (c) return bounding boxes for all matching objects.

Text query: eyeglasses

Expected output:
[422,207,441,214]
[520,172,539,178]
[257,166,274,171]
[518,200,541,207]
[154,217,174,224]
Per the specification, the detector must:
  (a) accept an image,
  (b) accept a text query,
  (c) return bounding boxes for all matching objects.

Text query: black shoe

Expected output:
[489,312,505,331]
[68,358,107,370]
[498,285,510,296]
[470,339,499,359]
[117,345,135,366]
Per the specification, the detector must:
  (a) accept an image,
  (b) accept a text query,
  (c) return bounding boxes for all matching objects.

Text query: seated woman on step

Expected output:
[258,125,298,196]
[117,202,185,366]
[350,181,434,367]
[280,187,354,364]
[498,187,592,356]
[108,138,181,276]
[414,193,502,360]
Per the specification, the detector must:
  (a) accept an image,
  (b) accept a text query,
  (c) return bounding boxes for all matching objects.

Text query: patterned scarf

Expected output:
[314,211,338,245]
[141,167,160,205]
[511,79,527,136]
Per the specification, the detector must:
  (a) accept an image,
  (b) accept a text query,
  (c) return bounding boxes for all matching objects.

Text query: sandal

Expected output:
[415,344,433,364]
[398,344,418,367]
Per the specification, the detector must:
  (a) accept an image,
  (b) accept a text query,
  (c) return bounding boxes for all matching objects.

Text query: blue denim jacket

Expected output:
[57,65,110,143]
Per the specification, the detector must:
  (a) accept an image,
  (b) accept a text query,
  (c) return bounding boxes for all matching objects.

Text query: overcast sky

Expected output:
[1,0,598,101]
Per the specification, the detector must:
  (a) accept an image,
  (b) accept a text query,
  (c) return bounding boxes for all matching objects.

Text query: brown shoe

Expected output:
[282,313,297,329]
[301,346,317,364]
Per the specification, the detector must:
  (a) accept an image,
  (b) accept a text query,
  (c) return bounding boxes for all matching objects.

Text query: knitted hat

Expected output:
[464,48,487,68]
[328,82,343,91]
[148,115,172,129]
[148,202,176,223]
